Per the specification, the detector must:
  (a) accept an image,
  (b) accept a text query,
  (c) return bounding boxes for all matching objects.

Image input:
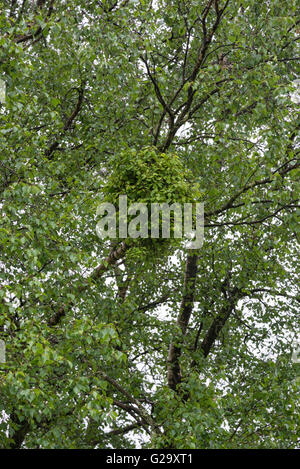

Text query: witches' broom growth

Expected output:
[101,146,202,254]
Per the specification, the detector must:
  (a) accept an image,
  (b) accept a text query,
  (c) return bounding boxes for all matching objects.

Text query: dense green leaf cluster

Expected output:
[103,146,199,205]
[101,146,201,253]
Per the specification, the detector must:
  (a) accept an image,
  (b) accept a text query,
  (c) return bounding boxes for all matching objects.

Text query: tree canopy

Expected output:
[0,0,299,449]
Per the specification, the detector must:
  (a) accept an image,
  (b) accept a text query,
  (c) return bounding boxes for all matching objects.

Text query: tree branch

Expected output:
[167,254,198,391]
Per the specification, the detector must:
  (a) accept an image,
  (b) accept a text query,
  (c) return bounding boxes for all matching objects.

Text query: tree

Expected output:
[0,0,299,449]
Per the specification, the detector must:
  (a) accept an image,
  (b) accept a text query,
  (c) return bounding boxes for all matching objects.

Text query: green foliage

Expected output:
[0,0,299,450]
[101,146,201,254]
[103,146,199,205]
